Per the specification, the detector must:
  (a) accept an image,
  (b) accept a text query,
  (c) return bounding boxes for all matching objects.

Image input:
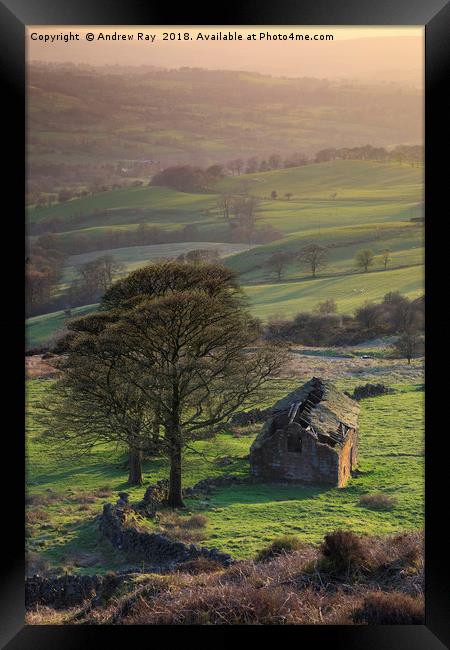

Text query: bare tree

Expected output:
[268,154,281,170]
[106,290,285,507]
[217,194,232,225]
[42,263,285,506]
[227,158,244,176]
[355,249,375,273]
[393,331,424,364]
[230,196,260,245]
[245,157,259,174]
[381,249,392,270]
[298,244,329,278]
[265,252,293,281]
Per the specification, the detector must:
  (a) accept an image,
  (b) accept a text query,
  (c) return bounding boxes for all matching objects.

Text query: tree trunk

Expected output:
[152,408,161,447]
[128,448,143,485]
[168,442,185,508]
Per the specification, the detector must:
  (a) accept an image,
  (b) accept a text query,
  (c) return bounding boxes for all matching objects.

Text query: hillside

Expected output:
[26,160,423,346]
[26,363,423,567]
[28,65,422,184]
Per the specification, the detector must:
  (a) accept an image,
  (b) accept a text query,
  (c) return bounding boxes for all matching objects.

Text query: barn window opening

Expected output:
[288,431,303,453]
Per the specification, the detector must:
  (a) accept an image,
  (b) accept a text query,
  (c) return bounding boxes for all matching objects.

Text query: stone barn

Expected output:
[249,377,359,487]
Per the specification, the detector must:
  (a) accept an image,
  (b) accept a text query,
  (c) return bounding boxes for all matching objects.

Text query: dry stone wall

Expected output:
[26,574,104,609]
[98,501,233,569]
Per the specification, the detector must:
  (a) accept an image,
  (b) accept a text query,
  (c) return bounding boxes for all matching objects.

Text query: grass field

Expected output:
[26,160,424,346]
[26,366,424,570]
[26,304,98,347]
[245,265,424,319]
[61,242,253,285]
[26,262,423,347]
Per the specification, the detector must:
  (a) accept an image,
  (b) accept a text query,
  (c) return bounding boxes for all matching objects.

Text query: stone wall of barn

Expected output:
[250,422,342,485]
[337,428,357,487]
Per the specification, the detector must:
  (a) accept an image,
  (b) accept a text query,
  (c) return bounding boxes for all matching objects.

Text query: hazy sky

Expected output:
[27,26,423,84]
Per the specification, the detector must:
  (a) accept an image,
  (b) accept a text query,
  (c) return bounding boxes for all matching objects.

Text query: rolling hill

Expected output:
[26,160,424,347]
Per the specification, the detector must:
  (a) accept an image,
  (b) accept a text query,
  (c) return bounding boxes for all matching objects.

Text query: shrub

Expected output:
[353,592,424,624]
[25,491,59,506]
[180,514,208,529]
[176,558,224,575]
[156,511,208,542]
[95,485,113,498]
[390,532,423,568]
[255,535,303,562]
[359,492,397,511]
[124,583,305,625]
[320,530,369,575]
[75,493,97,504]
[26,508,51,526]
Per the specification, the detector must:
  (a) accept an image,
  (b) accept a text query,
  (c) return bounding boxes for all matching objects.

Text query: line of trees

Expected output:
[153,145,423,188]
[264,244,329,281]
[265,292,424,354]
[28,142,422,207]
[262,245,397,282]
[31,215,282,262]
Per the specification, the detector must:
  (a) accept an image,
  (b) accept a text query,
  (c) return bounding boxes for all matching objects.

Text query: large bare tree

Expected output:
[106,289,284,507]
[40,262,284,504]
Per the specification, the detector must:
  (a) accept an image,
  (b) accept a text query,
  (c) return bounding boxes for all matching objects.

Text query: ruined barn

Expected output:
[249,377,359,487]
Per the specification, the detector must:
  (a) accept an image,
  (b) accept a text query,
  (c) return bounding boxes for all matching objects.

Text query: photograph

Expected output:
[23,24,427,627]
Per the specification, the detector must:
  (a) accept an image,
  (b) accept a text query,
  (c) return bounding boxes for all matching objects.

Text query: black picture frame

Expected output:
[1,0,449,646]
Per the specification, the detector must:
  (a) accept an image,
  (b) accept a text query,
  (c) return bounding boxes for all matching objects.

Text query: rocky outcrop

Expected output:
[350,383,394,401]
[98,502,233,569]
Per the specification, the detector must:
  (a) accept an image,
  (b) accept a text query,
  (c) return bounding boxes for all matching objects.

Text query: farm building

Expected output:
[249,377,359,487]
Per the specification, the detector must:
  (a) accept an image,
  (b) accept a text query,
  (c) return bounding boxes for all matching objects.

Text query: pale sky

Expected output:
[27,26,423,84]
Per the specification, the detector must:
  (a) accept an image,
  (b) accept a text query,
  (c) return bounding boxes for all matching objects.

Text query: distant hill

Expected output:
[28,64,422,194]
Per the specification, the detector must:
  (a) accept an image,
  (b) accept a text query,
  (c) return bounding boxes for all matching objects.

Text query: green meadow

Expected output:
[26,160,424,346]
[245,265,424,320]
[26,304,98,347]
[26,377,424,568]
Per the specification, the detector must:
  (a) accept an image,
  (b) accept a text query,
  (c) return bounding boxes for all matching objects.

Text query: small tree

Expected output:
[355,249,375,273]
[298,244,329,278]
[393,331,424,364]
[381,249,392,269]
[284,192,293,201]
[314,298,337,314]
[217,194,232,224]
[270,190,278,200]
[230,196,260,245]
[355,301,383,331]
[265,252,292,281]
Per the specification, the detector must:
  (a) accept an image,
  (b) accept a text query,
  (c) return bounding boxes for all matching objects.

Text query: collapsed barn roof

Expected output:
[255,377,360,449]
